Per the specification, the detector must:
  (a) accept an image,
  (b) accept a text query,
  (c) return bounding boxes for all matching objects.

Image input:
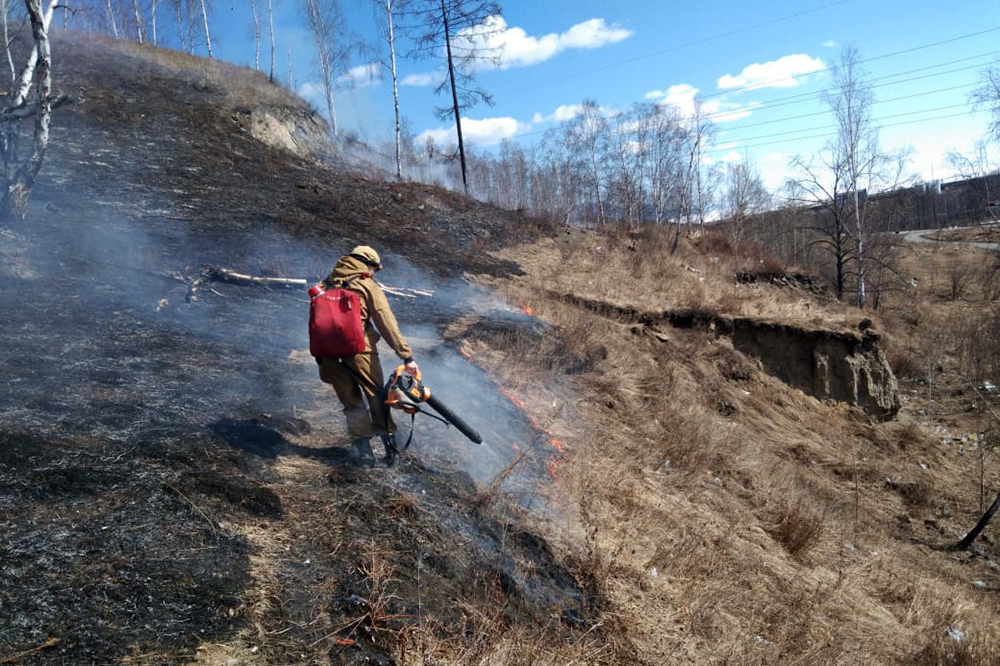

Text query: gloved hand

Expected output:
[404,359,419,376]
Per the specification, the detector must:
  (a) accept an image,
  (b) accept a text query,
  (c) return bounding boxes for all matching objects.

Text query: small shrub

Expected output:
[948,256,975,301]
[766,498,825,558]
[697,231,735,257]
[887,345,923,380]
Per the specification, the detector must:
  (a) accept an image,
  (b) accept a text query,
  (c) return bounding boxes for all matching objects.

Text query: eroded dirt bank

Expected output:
[550,290,901,419]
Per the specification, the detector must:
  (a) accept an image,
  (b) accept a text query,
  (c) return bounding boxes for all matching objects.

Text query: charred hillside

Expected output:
[1,33,597,666]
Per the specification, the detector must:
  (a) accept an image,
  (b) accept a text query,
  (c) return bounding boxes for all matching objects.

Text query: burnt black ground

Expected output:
[0,33,597,665]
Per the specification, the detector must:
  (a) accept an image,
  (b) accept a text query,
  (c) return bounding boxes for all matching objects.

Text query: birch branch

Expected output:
[177,266,434,303]
[0,92,70,122]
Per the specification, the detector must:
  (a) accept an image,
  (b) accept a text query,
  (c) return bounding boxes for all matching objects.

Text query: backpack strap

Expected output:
[328,272,371,289]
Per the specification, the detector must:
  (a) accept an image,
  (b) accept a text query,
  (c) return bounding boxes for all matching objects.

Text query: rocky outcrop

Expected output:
[233,106,334,161]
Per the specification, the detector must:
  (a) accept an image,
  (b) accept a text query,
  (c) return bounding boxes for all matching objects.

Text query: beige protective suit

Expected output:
[316,254,414,438]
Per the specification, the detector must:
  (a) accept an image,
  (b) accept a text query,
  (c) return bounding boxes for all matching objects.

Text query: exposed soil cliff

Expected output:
[551,291,901,419]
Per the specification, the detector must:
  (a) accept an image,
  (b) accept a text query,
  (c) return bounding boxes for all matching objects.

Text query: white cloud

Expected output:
[644,84,754,123]
[720,150,743,163]
[416,116,530,147]
[401,71,440,87]
[532,103,617,124]
[337,63,382,88]
[717,54,825,91]
[454,15,633,70]
[710,102,759,123]
[760,153,795,190]
[647,84,700,116]
[823,39,837,48]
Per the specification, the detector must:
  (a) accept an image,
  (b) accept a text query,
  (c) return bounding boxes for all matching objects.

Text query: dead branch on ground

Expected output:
[473,451,527,507]
[162,479,218,539]
[0,637,60,663]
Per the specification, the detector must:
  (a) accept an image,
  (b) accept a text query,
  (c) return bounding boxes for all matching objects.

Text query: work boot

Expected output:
[381,433,399,468]
[352,436,377,468]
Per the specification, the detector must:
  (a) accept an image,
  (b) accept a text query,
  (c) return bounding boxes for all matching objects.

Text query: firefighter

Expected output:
[315,246,417,467]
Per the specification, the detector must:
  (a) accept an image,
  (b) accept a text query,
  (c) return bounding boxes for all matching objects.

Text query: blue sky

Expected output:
[194,0,998,189]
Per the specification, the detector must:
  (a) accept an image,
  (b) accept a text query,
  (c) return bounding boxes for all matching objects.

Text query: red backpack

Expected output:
[308,275,368,357]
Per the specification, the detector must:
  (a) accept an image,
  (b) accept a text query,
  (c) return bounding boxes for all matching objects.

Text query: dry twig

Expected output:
[162,480,218,539]
[0,637,60,663]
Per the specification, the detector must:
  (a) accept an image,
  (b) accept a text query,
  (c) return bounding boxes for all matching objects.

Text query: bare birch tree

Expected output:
[827,47,910,308]
[303,0,348,135]
[647,104,684,226]
[671,99,714,253]
[106,0,118,37]
[405,0,500,195]
[267,0,275,81]
[563,100,609,227]
[828,47,877,307]
[785,153,855,300]
[947,140,998,224]
[722,157,770,252]
[172,0,188,52]
[1,0,24,86]
[248,0,260,69]
[1,0,66,223]
[150,0,157,43]
[130,0,143,42]
[973,59,1000,144]
[370,0,407,179]
[198,0,211,57]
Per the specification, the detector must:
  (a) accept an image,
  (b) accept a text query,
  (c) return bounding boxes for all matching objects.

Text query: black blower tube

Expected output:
[425,393,482,444]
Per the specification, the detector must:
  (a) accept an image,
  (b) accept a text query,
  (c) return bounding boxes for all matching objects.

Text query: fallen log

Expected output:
[204,266,307,288]
[181,266,434,303]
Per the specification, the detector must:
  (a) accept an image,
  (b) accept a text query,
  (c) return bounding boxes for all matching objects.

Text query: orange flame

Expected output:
[518,299,536,316]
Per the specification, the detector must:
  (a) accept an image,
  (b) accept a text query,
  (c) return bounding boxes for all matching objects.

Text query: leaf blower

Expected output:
[384,365,482,445]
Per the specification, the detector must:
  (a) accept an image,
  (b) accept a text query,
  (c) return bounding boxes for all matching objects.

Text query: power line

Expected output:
[496,0,855,95]
[499,49,994,144]
[698,27,1000,100]
[715,82,978,132]
[718,102,971,145]
[704,109,987,154]
[506,67,983,143]
[702,51,997,122]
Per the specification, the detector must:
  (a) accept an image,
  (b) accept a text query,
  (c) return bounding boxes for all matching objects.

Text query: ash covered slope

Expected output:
[32,35,524,275]
[0,34,601,666]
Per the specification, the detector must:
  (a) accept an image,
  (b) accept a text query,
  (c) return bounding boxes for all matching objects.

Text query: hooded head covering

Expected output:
[349,245,382,271]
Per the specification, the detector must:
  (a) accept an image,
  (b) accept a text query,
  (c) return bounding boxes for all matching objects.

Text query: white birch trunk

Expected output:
[248,0,259,70]
[12,0,56,107]
[131,0,144,43]
[3,0,52,221]
[198,0,211,58]
[286,45,292,89]
[267,0,274,82]
[387,0,401,180]
[2,0,15,90]
[106,0,118,38]
[150,0,158,44]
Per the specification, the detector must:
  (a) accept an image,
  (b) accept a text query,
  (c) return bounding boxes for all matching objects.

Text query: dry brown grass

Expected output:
[465,225,1000,665]
[501,227,861,335]
[61,31,309,111]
